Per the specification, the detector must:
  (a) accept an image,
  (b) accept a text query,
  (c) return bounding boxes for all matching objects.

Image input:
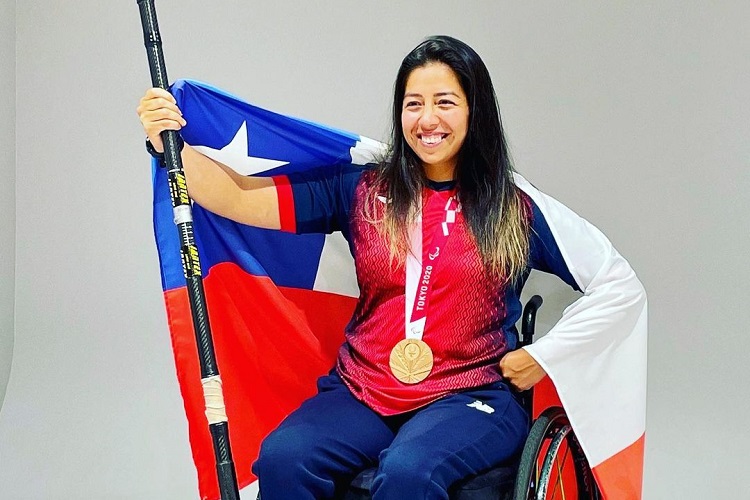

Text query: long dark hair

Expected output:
[366,35,530,283]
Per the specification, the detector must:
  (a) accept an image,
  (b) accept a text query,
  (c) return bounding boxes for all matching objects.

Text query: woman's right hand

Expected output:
[135,87,281,229]
[136,88,187,153]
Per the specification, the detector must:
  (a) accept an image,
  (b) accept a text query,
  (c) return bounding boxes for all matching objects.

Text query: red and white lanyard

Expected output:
[404,192,460,340]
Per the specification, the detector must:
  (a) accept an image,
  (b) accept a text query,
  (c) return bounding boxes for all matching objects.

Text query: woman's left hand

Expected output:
[498,349,547,391]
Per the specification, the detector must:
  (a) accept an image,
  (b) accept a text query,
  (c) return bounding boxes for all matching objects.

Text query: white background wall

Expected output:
[0,0,16,407]
[1,1,748,499]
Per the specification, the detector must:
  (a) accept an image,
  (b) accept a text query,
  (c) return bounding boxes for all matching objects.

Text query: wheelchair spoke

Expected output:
[536,423,572,499]
[550,444,570,500]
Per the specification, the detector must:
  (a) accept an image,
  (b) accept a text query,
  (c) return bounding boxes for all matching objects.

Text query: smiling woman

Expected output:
[401,62,470,181]
[137,35,646,500]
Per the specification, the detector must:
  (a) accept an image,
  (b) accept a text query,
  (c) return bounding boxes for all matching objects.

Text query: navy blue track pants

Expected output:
[253,371,529,500]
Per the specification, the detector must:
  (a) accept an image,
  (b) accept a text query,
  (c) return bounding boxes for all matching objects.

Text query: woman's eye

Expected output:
[404,101,421,108]
[438,99,456,106]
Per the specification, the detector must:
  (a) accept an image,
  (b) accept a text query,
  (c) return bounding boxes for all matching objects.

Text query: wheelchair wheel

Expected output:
[512,407,600,500]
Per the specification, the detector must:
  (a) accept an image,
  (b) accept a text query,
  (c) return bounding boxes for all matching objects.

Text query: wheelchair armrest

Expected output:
[519,295,543,347]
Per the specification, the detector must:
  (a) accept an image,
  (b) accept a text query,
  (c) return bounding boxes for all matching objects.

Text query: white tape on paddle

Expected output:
[173,205,193,225]
[202,375,228,424]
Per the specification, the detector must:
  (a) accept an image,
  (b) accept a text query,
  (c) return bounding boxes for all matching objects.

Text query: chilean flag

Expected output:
[152,79,382,499]
[151,80,647,499]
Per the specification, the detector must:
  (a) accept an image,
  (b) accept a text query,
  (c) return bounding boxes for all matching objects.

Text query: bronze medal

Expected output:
[389,338,433,384]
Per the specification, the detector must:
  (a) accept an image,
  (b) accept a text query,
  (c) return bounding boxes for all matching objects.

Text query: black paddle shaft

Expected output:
[136,1,240,498]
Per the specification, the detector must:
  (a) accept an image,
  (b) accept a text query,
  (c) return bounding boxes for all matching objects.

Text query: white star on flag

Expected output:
[191,121,289,176]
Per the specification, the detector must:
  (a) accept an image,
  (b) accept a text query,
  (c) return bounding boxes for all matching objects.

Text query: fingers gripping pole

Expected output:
[136,0,183,175]
[136,1,240,498]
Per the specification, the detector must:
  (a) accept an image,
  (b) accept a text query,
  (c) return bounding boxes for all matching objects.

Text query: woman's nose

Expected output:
[419,105,439,129]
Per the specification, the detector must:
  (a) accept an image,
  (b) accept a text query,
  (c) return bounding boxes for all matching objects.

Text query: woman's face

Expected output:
[401,62,469,181]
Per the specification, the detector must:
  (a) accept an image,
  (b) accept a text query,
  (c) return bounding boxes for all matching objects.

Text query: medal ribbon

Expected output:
[404,191,460,340]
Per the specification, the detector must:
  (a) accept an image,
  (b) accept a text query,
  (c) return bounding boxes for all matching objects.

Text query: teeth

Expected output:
[421,135,444,145]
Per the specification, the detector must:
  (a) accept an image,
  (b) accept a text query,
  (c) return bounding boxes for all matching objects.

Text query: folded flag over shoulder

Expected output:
[151,79,647,500]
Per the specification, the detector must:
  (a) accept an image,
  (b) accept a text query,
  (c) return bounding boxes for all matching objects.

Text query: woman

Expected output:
[138,35,645,499]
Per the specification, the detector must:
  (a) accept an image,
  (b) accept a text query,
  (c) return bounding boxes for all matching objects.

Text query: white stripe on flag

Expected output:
[350,136,387,165]
[313,232,360,298]
[514,173,648,468]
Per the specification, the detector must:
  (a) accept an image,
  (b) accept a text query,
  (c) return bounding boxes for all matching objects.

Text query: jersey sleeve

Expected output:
[272,164,367,236]
[527,198,581,292]
[514,172,648,493]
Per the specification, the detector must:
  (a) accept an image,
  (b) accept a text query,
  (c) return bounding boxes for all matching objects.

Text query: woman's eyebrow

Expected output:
[403,91,461,99]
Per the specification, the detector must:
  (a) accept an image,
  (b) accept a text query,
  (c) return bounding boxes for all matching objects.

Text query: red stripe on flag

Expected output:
[593,433,645,500]
[162,262,355,500]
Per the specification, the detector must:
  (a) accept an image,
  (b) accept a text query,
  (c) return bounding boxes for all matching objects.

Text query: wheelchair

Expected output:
[341,296,600,500]
[258,296,601,499]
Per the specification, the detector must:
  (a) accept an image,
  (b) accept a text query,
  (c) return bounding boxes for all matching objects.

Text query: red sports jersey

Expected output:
[336,172,513,414]
[276,168,542,415]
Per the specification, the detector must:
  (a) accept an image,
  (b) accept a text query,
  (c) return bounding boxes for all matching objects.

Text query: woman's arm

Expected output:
[137,87,280,229]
